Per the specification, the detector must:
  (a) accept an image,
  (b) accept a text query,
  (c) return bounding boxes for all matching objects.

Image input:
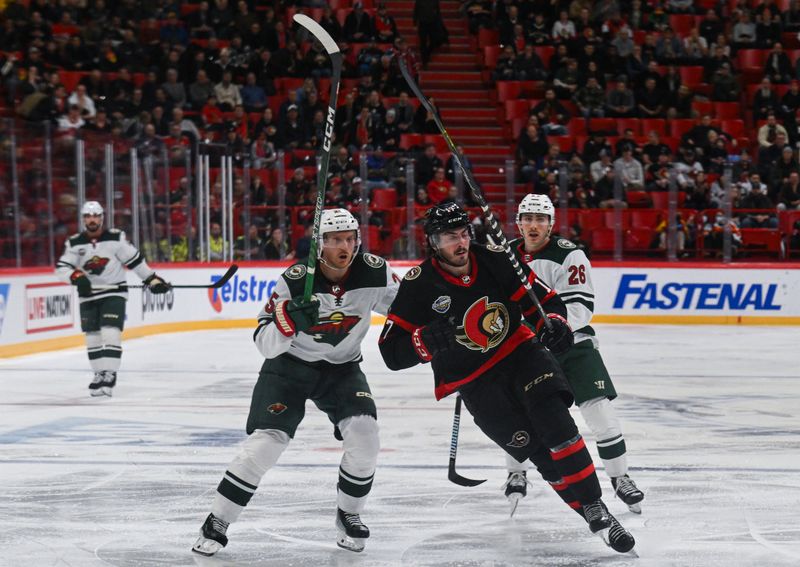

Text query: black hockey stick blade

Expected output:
[448,396,487,487]
[92,264,239,290]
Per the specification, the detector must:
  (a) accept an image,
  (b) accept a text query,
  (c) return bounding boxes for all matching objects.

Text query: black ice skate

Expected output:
[335,508,369,552]
[502,471,531,517]
[89,372,105,396]
[606,512,636,553]
[583,500,636,554]
[100,371,117,397]
[582,499,612,533]
[612,475,644,514]
[192,513,229,556]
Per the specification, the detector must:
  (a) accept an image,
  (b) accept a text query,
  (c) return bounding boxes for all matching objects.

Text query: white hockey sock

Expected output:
[505,452,529,473]
[99,327,122,372]
[337,415,379,514]
[579,397,628,478]
[212,429,290,523]
[85,332,103,372]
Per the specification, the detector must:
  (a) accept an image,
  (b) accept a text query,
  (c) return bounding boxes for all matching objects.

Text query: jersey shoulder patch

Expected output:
[362,252,385,268]
[284,263,307,280]
[556,238,577,249]
[68,232,89,246]
[404,265,422,280]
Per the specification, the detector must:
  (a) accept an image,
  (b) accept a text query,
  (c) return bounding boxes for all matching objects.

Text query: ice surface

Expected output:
[1,324,799,566]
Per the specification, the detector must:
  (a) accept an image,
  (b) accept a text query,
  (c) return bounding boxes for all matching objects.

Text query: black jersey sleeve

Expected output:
[487,245,568,327]
[378,270,430,371]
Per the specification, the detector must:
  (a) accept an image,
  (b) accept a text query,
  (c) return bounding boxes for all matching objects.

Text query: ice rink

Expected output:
[1,324,798,567]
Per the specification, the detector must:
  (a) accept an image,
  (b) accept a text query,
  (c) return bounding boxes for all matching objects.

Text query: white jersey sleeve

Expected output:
[373,263,400,316]
[253,277,295,359]
[114,230,155,281]
[552,249,595,332]
[55,241,81,283]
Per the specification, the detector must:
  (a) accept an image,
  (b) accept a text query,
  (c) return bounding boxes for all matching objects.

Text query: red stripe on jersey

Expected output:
[562,463,596,485]
[433,326,533,400]
[540,288,557,304]
[510,271,536,302]
[387,313,417,333]
[568,500,582,510]
[550,436,586,461]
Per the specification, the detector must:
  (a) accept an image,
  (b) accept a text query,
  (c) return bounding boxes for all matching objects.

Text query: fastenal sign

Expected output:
[25,282,74,334]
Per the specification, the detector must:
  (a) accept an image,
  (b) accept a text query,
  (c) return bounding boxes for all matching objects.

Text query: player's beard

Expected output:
[440,245,469,268]
[85,221,101,234]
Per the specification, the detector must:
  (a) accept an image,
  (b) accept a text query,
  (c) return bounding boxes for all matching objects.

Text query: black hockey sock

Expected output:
[216,470,258,507]
[550,435,602,505]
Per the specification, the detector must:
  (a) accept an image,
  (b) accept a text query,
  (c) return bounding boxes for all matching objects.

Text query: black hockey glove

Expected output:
[70,269,92,297]
[536,313,573,355]
[412,317,457,361]
[144,273,171,294]
[285,295,320,334]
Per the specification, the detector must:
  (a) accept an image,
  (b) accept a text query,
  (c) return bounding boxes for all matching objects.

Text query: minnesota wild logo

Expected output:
[307,311,361,346]
[83,255,110,275]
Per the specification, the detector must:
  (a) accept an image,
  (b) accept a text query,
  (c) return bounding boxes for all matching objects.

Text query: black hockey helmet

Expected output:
[424,202,470,236]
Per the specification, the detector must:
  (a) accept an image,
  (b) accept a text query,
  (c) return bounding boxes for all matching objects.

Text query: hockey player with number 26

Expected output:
[379,202,635,554]
[504,194,644,514]
[193,209,399,557]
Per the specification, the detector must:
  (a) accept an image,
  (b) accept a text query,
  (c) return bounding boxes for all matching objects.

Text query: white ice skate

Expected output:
[502,471,531,517]
[192,513,228,557]
[88,372,105,397]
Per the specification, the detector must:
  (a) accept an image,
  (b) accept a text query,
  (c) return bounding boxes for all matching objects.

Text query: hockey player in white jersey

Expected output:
[55,201,170,396]
[504,194,644,515]
[193,208,400,557]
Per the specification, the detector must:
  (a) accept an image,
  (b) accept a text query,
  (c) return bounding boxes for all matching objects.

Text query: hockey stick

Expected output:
[398,58,552,331]
[92,264,238,290]
[292,13,344,301]
[449,395,487,487]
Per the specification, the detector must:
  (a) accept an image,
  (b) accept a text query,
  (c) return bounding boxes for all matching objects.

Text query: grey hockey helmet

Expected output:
[317,208,361,259]
[517,194,555,224]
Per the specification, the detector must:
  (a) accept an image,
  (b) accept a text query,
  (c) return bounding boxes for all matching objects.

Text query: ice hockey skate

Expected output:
[100,371,117,397]
[502,471,531,517]
[335,508,369,552]
[191,513,228,556]
[583,499,635,554]
[612,475,644,513]
[88,372,105,397]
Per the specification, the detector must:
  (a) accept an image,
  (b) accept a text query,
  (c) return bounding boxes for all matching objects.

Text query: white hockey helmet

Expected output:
[317,208,361,259]
[81,200,104,231]
[517,194,555,224]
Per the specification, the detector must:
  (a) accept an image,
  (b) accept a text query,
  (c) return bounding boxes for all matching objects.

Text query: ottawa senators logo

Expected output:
[506,430,530,448]
[83,255,110,275]
[455,296,510,353]
[307,312,361,346]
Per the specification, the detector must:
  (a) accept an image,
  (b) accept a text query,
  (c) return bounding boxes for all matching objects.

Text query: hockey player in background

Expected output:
[503,194,644,514]
[55,201,171,396]
[378,202,635,553]
[193,208,399,556]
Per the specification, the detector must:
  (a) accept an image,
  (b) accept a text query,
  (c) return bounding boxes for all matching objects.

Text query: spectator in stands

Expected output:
[638,77,666,117]
[758,112,789,147]
[426,167,453,205]
[235,224,266,260]
[552,10,576,42]
[654,213,689,255]
[765,43,793,84]
[214,70,242,111]
[768,145,799,191]
[668,84,695,119]
[626,44,648,86]
[57,103,85,134]
[375,3,398,43]
[67,84,96,119]
[699,9,724,45]
[417,143,443,187]
[287,167,311,203]
[590,149,614,183]
[465,0,493,34]
[160,11,188,46]
[711,63,741,102]
[705,43,733,82]
[655,27,684,63]
[574,76,605,120]
[345,1,374,43]
[779,170,800,209]
[325,176,347,207]
[161,67,186,109]
[786,1,800,32]
[189,69,214,110]
[263,226,294,260]
[517,125,549,182]
[414,95,440,133]
[615,128,640,157]
[316,5,343,42]
[683,28,709,62]
[278,104,306,150]
[756,9,782,48]
[84,108,112,133]
[392,91,414,134]
[374,108,400,150]
[414,0,447,67]
[528,12,550,45]
[732,11,757,48]
[605,77,636,117]
[366,148,392,190]
[740,183,779,228]
[614,148,645,190]
[529,88,568,135]
[553,58,580,98]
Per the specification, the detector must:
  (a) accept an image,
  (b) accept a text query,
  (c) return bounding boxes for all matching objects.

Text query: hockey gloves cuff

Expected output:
[70,270,92,297]
[282,295,320,335]
[144,273,172,294]
[536,313,573,355]
[413,317,457,362]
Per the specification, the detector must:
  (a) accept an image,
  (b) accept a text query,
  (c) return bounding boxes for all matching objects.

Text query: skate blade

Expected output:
[627,502,642,514]
[191,537,223,556]
[336,533,365,552]
[90,389,106,397]
[508,493,522,517]
[101,386,113,397]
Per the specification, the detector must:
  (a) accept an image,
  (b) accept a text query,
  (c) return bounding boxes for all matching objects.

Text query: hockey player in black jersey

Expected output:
[379,202,635,554]
[193,209,399,556]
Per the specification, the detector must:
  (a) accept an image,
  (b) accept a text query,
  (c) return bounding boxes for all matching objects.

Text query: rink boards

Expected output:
[1,261,799,356]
